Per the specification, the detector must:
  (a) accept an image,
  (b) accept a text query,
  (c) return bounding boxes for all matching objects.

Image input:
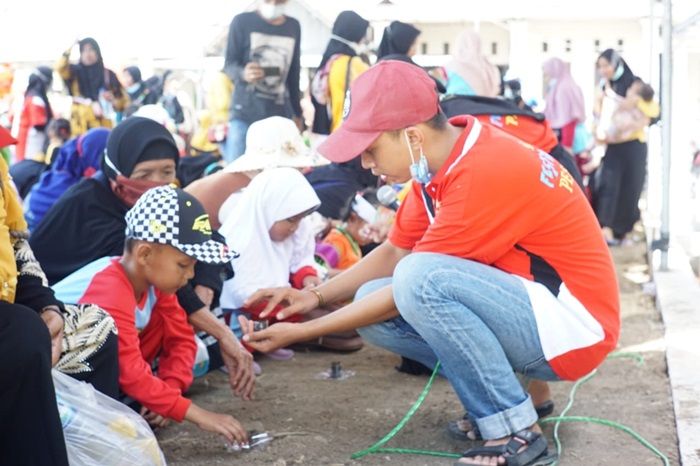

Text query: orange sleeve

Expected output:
[151,290,197,394]
[388,182,431,250]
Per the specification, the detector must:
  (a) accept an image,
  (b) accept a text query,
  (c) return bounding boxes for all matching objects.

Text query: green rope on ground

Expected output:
[350,361,443,460]
[351,352,670,465]
[607,351,646,365]
[541,416,670,466]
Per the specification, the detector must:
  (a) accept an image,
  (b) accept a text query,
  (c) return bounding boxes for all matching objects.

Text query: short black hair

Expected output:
[124,237,138,253]
[48,118,71,142]
[388,110,448,138]
[339,188,379,222]
[639,83,654,102]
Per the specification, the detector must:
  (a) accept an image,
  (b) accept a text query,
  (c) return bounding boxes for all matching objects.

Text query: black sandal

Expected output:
[454,430,556,466]
[447,401,555,441]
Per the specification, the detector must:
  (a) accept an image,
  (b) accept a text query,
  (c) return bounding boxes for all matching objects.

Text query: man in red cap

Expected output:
[238,60,619,466]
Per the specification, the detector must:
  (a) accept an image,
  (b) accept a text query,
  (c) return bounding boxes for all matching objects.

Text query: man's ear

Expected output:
[404,126,424,152]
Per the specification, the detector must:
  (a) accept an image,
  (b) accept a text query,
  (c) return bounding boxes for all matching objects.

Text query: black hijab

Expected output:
[312,11,369,135]
[29,117,180,285]
[75,37,105,100]
[377,21,421,59]
[25,66,53,121]
[599,49,635,97]
[102,116,179,180]
[319,11,369,69]
[124,66,142,84]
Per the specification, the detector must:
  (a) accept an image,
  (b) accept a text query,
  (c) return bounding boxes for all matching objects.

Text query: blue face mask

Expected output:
[404,130,432,184]
[612,63,624,81]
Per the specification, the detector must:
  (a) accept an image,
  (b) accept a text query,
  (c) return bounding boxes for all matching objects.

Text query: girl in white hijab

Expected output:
[444,30,501,97]
[219,167,321,322]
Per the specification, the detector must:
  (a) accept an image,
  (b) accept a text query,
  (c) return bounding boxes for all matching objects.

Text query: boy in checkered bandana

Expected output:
[51,185,249,446]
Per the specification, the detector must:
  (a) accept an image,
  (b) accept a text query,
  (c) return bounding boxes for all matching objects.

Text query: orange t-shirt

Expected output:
[389,116,619,381]
[322,228,361,270]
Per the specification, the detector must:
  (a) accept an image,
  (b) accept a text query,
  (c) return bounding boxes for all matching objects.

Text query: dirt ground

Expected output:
[159,241,679,466]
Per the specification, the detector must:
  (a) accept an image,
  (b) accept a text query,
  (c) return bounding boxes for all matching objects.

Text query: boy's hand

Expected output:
[40,307,64,366]
[239,316,304,354]
[219,337,255,400]
[140,407,169,428]
[245,287,318,320]
[185,404,248,445]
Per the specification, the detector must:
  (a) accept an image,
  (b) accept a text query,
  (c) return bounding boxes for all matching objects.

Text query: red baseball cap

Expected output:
[0,126,17,148]
[318,60,439,163]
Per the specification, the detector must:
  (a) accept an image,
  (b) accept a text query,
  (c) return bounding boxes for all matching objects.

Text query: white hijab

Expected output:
[219,168,321,309]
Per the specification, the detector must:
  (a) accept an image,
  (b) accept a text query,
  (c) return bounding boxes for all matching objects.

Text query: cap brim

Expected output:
[177,239,236,264]
[317,127,381,163]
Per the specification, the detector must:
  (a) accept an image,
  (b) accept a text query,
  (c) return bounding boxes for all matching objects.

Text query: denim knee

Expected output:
[354,277,393,302]
[393,253,437,317]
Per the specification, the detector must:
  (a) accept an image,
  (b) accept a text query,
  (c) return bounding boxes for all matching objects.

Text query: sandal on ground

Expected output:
[454,429,556,466]
[293,331,364,352]
[447,400,555,441]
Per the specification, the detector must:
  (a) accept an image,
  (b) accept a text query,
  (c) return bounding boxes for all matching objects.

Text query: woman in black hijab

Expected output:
[30,118,252,389]
[377,21,421,60]
[592,49,657,244]
[55,37,129,135]
[311,11,369,135]
[30,117,179,284]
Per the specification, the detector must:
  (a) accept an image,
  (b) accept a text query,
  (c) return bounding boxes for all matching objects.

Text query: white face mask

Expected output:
[259,2,286,21]
[330,34,366,55]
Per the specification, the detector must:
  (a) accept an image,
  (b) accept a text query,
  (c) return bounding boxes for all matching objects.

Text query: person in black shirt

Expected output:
[223,0,302,163]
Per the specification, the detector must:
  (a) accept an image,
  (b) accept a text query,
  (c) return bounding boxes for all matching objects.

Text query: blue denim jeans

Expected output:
[222,119,250,163]
[356,252,560,440]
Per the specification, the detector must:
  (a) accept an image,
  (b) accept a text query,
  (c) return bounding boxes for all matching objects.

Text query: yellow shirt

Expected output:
[629,99,660,143]
[328,55,369,132]
[0,156,29,303]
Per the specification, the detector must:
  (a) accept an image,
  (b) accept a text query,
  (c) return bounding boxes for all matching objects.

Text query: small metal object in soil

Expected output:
[315,361,355,380]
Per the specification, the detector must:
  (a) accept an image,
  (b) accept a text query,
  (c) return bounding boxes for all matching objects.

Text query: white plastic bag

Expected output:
[52,370,167,466]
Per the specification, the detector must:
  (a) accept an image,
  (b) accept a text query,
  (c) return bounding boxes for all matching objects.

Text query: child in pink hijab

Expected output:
[543,57,586,151]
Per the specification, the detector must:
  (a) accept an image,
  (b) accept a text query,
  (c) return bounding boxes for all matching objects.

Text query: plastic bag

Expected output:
[53,370,166,466]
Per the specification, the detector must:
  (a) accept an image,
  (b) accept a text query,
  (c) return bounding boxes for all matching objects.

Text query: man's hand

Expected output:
[102,90,114,102]
[185,403,248,445]
[40,307,64,366]
[219,337,255,400]
[243,63,264,83]
[194,285,214,308]
[91,101,103,118]
[239,316,305,354]
[140,407,169,428]
[244,287,319,320]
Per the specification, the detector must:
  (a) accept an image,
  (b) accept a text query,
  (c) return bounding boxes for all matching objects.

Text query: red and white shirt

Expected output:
[389,115,620,381]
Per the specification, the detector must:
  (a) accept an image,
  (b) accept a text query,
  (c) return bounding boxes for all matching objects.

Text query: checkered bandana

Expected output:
[125,185,234,264]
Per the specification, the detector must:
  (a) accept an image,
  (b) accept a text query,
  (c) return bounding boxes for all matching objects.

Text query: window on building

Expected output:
[421,42,428,55]
[443,42,450,55]
[491,42,498,55]
[565,39,571,52]
[542,42,548,53]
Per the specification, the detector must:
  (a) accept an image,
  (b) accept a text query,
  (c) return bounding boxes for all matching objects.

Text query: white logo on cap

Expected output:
[342,89,351,120]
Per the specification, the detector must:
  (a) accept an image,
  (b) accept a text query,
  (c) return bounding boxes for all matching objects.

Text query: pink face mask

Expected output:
[110,175,167,207]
